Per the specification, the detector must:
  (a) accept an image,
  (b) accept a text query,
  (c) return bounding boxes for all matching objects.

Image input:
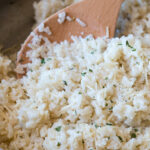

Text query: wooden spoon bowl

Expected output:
[17,0,123,77]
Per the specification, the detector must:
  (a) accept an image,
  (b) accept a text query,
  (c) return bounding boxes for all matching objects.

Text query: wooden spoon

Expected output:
[17,0,123,77]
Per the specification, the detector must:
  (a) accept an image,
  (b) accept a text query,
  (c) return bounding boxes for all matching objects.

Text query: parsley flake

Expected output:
[41,58,45,64]
[117,136,123,142]
[126,41,136,51]
[105,77,108,80]
[78,92,82,94]
[105,103,108,107]
[63,80,67,86]
[81,72,86,76]
[109,107,113,111]
[55,126,61,132]
[89,69,93,72]
[57,142,61,147]
[90,50,96,54]
[47,58,52,61]
[95,124,100,128]
[110,100,113,103]
[118,43,122,46]
[134,128,138,132]
[131,133,136,138]
[106,123,113,126]
[75,110,77,115]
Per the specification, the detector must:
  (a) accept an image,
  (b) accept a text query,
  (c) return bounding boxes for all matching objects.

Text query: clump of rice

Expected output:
[1,0,150,149]
[33,0,81,28]
[75,18,86,27]
[38,23,52,35]
[2,33,150,149]
[66,16,73,21]
[57,11,66,24]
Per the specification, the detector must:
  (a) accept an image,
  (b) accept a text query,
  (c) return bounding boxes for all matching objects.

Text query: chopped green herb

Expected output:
[57,142,61,147]
[118,43,122,46]
[95,124,100,128]
[47,58,52,61]
[126,41,136,51]
[105,103,108,107]
[106,123,113,126]
[110,100,113,103]
[55,126,61,132]
[109,107,113,111]
[90,50,97,54]
[105,77,108,80]
[41,58,45,64]
[81,72,86,76]
[134,128,138,132]
[95,124,98,128]
[89,69,93,72]
[131,133,136,138]
[82,56,84,59]
[75,110,77,115]
[117,136,123,142]
[113,84,117,87]
[107,137,110,140]
[63,80,67,86]
[103,85,105,88]
[78,92,82,94]
[132,49,136,52]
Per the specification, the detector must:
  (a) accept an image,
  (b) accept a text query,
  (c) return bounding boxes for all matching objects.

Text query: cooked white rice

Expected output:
[33,0,81,28]
[75,18,86,27]
[57,11,66,24]
[1,0,150,150]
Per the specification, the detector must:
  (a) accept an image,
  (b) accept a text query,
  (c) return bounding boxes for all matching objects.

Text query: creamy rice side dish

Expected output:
[1,0,150,149]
